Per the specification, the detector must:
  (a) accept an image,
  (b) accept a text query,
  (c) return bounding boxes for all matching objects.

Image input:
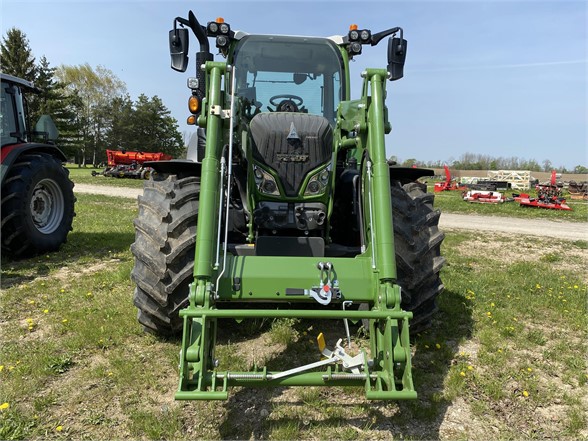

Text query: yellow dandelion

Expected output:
[513,317,518,322]
[28,300,35,305]
[43,309,49,314]
[0,402,9,411]
[60,289,65,293]
[459,371,466,377]
[486,312,492,317]
[62,319,68,324]
[86,292,93,297]
[522,390,529,397]
[498,349,503,353]
[490,302,495,307]
[107,372,113,377]
[0,365,4,372]
[467,365,474,371]
[56,425,63,432]
[574,285,579,289]
[527,368,532,372]
[435,343,441,349]
[536,284,541,289]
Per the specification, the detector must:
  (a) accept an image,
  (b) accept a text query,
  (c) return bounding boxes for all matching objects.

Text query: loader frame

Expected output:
[175,59,416,400]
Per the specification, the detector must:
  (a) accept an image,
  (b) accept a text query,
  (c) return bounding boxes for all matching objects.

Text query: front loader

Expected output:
[131,11,445,400]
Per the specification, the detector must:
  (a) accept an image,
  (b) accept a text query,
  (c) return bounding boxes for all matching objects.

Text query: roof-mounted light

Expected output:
[207,18,231,37]
[347,25,372,56]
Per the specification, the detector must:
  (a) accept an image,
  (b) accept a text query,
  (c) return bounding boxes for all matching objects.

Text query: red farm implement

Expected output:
[514,194,572,211]
[92,150,173,179]
[462,190,507,204]
[513,171,572,210]
[434,165,467,192]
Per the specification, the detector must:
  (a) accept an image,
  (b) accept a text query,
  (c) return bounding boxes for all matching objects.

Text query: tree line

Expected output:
[1,28,183,166]
[396,153,587,175]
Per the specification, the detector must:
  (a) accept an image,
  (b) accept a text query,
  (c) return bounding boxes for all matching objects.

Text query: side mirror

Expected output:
[35,115,59,141]
[387,37,407,81]
[169,28,189,72]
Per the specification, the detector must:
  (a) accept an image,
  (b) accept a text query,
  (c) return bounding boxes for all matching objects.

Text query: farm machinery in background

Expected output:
[514,170,571,210]
[462,190,508,204]
[434,165,467,192]
[1,73,75,258]
[568,181,588,200]
[91,149,173,179]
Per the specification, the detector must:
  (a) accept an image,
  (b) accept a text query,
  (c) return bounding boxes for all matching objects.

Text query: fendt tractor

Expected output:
[1,74,75,258]
[131,11,445,400]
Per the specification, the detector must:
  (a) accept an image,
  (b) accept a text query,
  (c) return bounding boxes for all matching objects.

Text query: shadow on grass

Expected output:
[0,232,135,289]
[215,288,473,439]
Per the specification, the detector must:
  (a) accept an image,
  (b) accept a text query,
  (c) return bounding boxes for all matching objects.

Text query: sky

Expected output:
[2,0,587,170]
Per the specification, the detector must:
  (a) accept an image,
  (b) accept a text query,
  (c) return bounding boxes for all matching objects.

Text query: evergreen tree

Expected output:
[132,94,183,157]
[0,28,36,80]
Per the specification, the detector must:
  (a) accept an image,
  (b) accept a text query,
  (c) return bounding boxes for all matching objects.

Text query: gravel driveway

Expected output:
[74,183,588,241]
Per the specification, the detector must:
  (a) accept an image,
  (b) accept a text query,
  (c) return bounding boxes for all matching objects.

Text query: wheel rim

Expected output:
[30,178,65,234]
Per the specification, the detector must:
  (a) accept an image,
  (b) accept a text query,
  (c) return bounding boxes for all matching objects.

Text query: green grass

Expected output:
[1,180,586,439]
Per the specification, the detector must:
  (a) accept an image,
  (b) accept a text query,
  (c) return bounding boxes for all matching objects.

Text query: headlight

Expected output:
[304,167,330,196]
[254,165,280,196]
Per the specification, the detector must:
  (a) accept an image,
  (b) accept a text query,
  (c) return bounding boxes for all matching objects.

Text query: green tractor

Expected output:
[131,10,445,400]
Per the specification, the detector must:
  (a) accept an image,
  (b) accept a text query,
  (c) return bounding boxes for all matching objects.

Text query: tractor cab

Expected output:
[231,35,346,123]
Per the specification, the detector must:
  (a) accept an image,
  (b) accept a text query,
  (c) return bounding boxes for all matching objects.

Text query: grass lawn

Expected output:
[1,181,586,439]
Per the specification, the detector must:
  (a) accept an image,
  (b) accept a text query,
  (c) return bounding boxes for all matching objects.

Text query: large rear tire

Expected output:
[1,153,75,258]
[130,175,199,335]
[391,181,445,333]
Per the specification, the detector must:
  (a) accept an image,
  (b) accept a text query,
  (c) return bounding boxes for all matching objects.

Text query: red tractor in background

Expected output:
[92,149,173,179]
[1,73,75,258]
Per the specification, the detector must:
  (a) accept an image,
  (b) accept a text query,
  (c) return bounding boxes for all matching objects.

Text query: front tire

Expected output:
[130,175,199,335]
[1,153,75,258]
[391,181,446,333]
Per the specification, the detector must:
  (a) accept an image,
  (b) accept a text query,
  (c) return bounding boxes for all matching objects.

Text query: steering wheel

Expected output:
[269,94,304,112]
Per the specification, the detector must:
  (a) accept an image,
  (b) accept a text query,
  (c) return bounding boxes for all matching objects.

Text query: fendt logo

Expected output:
[278,122,309,162]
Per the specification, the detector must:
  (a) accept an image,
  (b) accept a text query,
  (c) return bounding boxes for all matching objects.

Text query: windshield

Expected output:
[0,83,20,147]
[232,35,344,122]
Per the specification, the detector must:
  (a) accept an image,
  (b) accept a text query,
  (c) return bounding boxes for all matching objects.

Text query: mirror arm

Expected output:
[371,27,403,47]
[188,11,210,53]
[174,14,210,53]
